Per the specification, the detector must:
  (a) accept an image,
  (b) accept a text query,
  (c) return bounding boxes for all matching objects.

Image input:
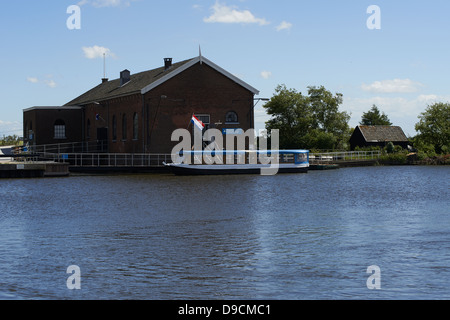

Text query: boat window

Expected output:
[296,153,307,163]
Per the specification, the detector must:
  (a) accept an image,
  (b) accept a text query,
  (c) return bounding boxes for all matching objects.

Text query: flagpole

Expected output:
[187,113,194,129]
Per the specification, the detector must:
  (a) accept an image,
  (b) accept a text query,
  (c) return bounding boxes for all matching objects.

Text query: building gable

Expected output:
[141,56,259,96]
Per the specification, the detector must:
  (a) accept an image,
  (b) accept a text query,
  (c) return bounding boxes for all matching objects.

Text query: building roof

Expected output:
[65,58,193,106]
[23,106,82,112]
[356,125,408,142]
[65,56,259,106]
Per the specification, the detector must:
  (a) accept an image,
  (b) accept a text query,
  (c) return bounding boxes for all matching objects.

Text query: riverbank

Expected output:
[377,153,450,166]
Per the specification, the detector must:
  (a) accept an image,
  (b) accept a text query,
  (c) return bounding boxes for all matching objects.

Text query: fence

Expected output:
[13,141,381,168]
[310,151,381,163]
[16,141,108,155]
[50,153,172,168]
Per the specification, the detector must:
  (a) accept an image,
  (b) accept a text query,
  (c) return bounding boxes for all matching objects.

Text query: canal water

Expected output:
[0,166,448,300]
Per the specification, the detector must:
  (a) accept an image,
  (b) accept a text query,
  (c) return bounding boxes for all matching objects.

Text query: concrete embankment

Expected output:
[0,162,70,178]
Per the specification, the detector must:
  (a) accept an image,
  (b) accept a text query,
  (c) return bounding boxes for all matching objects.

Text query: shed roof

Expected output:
[357,125,408,142]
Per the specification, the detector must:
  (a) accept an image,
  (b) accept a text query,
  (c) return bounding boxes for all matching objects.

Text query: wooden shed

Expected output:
[349,125,409,150]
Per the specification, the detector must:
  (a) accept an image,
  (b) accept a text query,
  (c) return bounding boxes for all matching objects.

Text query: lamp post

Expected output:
[252,98,269,131]
[254,98,269,107]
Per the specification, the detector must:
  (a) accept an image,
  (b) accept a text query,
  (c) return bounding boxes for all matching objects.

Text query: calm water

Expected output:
[0,166,449,300]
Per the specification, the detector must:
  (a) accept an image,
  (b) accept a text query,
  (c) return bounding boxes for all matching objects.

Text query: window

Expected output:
[122,114,127,140]
[54,119,66,139]
[133,113,139,140]
[29,121,33,140]
[112,115,117,141]
[196,114,210,125]
[87,119,91,139]
[226,111,239,124]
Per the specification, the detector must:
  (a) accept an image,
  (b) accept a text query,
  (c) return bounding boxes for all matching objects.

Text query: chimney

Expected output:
[120,69,131,86]
[102,78,109,83]
[164,58,172,70]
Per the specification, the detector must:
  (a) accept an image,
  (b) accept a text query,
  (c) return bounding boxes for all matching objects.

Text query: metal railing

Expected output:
[12,140,382,168]
[50,153,172,167]
[310,151,381,163]
[13,141,108,155]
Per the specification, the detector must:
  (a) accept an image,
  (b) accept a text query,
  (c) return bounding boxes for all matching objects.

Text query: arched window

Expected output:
[54,119,66,139]
[122,114,127,140]
[133,113,139,140]
[87,119,91,139]
[225,111,239,123]
[112,115,117,141]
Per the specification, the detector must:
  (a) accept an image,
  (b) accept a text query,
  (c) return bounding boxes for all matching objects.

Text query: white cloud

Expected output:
[0,120,22,137]
[44,80,57,88]
[82,46,116,59]
[361,79,423,93]
[27,77,39,84]
[204,1,269,25]
[26,76,57,88]
[260,71,272,79]
[417,94,438,103]
[276,21,292,31]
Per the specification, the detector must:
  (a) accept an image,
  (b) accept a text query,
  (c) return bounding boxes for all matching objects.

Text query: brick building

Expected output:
[23,55,260,153]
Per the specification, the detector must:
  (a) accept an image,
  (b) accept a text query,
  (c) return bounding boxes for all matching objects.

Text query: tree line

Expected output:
[0,134,22,147]
[264,84,449,155]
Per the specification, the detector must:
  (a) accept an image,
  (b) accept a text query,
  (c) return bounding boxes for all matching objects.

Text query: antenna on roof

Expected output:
[101,53,108,83]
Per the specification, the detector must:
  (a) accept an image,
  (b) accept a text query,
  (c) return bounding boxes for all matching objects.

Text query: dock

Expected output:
[0,162,70,178]
[5,143,383,176]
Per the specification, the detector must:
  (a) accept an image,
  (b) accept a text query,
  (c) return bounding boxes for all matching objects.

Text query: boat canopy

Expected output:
[178,149,309,156]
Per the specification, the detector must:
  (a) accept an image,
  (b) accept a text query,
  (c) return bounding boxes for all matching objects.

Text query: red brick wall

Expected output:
[23,108,82,147]
[144,62,255,153]
[84,93,143,153]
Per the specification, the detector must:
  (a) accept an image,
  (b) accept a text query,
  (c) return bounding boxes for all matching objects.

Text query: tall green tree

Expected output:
[360,105,392,126]
[264,84,350,150]
[415,102,449,154]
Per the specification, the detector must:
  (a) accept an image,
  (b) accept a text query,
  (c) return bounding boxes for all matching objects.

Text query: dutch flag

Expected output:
[191,115,205,131]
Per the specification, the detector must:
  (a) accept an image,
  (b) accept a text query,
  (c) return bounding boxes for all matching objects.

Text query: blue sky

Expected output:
[1,0,449,137]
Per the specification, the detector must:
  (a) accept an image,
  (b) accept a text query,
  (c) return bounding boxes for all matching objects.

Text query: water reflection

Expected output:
[0,166,449,299]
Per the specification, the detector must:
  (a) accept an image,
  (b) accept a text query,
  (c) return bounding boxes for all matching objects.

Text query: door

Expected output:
[97,127,108,152]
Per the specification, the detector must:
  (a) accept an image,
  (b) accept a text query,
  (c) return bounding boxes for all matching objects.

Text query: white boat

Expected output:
[164,150,309,175]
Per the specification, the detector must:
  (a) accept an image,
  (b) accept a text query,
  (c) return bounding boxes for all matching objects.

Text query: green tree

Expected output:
[0,135,22,146]
[360,105,392,126]
[264,84,350,149]
[415,102,449,154]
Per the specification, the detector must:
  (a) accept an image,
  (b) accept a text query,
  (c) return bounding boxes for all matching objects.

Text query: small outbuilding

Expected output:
[349,125,409,150]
